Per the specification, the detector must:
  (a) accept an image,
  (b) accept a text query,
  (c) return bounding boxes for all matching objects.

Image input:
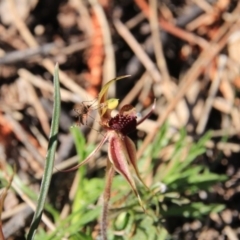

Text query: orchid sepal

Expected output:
[108,130,145,210]
[98,75,130,119]
[61,134,108,172]
[123,136,149,190]
[137,99,156,126]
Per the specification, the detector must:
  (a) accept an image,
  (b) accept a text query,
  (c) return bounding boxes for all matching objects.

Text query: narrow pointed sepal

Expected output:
[124,136,149,190]
[60,134,108,172]
[98,76,130,119]
[137,98,156,126]
[108,131,145,210]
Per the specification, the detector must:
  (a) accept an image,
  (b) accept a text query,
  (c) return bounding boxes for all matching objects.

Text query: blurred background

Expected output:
[1,0,240,239]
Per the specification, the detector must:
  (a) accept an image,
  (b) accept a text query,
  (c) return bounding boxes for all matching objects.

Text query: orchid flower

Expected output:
[69,76,155,209]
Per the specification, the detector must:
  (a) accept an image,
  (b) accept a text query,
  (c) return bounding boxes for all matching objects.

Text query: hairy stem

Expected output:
[101,161,115,240]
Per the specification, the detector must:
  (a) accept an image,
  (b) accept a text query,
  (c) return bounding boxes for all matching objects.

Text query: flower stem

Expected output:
[101,161,115,240]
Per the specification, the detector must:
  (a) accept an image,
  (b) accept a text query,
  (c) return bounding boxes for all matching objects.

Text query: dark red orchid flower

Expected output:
[69,76,155,209]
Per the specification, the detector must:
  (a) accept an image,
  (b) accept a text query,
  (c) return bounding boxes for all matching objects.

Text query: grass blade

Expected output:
[27,64,61,239]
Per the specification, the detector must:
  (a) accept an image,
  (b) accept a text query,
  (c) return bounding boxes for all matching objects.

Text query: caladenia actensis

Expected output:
[66,76,155,239]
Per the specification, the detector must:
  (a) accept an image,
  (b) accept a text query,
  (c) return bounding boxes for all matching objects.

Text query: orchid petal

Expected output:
[137,98,156,126]
[124,136,148,190]
[98,75,130,118]
[60,134,108,172]
[108,131,145,210]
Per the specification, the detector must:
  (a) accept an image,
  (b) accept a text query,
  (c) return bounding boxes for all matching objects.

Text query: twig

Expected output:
[52,155,79,173]
[134,0,209,49]
[89,0,116,85]
[137,2,240,159]
[2,203,27,220]
[212,97,233,114]
[70,0,93,37]
[30,126,48,150]
[0,40,90,65]
[4,114,45,166]
[0,43,55,65]
[18,68,82,103]
[21,78,50,135]
[2,171,56,232]
[60,172,80,220]
[149,0,171,83]
[119,72,148,108]
[9,0,38,48]
[206,141,240,153]
[149,0,174,104]
[114,18,162,83]
[191,0,214,14]
[11,179,56,231]
[223,226,238,240]
[9,0,93,100]
[196,55,227,134]
[159,18,209,50]
[125,12,145,29]
[88,0,117,143]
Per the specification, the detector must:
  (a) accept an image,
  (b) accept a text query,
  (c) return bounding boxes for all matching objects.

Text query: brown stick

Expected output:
[137,2,240,159]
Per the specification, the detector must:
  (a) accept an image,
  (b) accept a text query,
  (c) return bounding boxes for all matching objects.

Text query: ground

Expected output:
[1,0,240,239]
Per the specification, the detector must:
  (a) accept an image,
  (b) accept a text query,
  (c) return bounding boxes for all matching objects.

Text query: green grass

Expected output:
[33,123,226,240]
[0,68,227,239]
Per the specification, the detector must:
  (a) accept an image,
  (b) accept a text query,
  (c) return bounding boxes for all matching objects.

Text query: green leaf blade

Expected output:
[27,64,61,240]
